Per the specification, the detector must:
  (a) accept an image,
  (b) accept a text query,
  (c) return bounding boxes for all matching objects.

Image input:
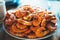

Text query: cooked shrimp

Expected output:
[41,18,46,27]
[4,5,57,38]
[13,10,22,18]
[32,15,42,26]
[46,23,57,32]
[51,19,56,24]
[5,18,13,26]
[11,24,28,33]
[23,5,34,13]
[38,11,45,17]
[16,23,27,29]
[17,19,32,26]
[30,26,39,32]
[35,27,49,37]
[23,14,33,21]
[24,29,31,34]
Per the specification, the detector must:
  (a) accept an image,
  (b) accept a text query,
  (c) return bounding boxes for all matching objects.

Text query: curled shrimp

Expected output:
[35,27,49,37]
[5,13,16,26]
[13,10,22,18]
[32,15,42,26]
[46,23,57,32]
[23,14,33,21]
[24,29,31,34]
[30,26,39,32]
[38,11,45,17]
[11,24,28,33]
[51,19,56,24]
[17,19,32,26]
[16,23,27,29]
[41,18,46,27]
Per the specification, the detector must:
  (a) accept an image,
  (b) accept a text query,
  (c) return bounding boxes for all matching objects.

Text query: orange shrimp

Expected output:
[30,26,39,32]
[32,20,40,26]
[27,34,36,39]
[32,15,42,26]
[11,24,28,33]
[16,23,27,29]
[17,19,32,26]
[38,11,45,17]
[41,18,46,27]
[24,29,31,34]
[13,10,22,18]
[35,27,49,37]
[23,14,33,21]
[21,11,27,17]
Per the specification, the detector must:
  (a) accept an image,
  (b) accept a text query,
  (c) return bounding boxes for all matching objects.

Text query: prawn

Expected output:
[16,23,27,29]
[41,18,46,27]
[13,10,22,18]
[46,23,57,32]
[35,27,49,37]
[11,24,28,33]
[32,15,42,26]
[17,19,32,26]
[30,26,39,32]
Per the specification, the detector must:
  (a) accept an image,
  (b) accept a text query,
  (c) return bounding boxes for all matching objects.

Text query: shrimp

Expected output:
[35,27,49,37]
[24,29,31,34]
[13,10,22,18]
[46,23,57,32]
[16,23,27,29]
[11,24,28,33]
[5,14,16,26]
[17,19,32,26]
[41,18,46,27]
[32,15,42,26]
[5,18,13,26]
[30,26,39,32]
[51,18,56,24]
[38,11,45,17]
[23,14,33,21]
[23,5,34,13]
[27,34,36,39]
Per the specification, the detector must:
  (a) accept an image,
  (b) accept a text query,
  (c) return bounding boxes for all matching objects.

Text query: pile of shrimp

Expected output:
[4,5,57,39]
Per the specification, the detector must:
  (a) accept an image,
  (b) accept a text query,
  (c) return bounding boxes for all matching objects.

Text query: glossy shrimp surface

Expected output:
[4,5,57,39]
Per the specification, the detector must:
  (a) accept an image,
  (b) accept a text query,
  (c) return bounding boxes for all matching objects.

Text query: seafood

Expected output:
[4,5,57,39]
[17,19,32,26]
[16,23,27,29]
[46,23,57,32]
[32,15,42,26]
[11,24,28,33]
[35,27,49,37]
[41,18,46,27]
